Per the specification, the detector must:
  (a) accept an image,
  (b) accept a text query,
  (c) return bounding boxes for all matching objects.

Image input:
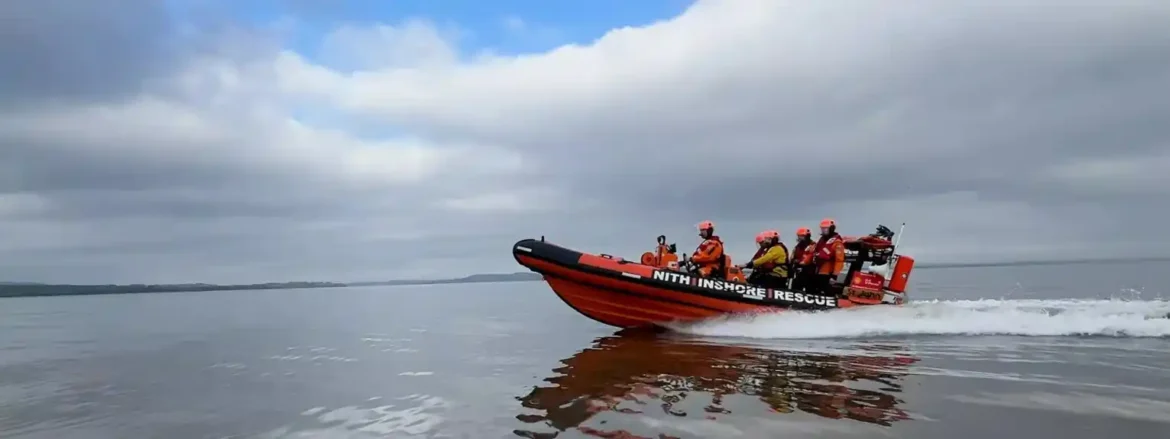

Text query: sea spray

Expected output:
[667,299,1170,339]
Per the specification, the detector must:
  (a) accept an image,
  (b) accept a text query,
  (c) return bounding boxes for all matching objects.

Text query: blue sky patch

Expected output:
[169,0,693,60]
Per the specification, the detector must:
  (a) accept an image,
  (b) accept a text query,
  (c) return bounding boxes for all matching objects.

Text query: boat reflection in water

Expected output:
[514,330,918,438]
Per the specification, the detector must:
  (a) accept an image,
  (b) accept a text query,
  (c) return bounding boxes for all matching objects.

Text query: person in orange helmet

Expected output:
[810,218,846,296]
[737,232,769,282]
[789,227,817,292]
[739,230,789,289]
[689,220,727,279]
[750,232,768,258]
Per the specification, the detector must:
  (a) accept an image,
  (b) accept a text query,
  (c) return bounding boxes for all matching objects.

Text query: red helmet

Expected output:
[819,218,836,228]
[763,230,780,240]
[755,232,767,244]
[796,227,811,237]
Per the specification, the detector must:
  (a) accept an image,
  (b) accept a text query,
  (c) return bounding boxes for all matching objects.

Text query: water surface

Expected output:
[1,260,1168,438]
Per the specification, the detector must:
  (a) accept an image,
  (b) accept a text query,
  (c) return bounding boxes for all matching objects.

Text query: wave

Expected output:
[667,299,1170,339]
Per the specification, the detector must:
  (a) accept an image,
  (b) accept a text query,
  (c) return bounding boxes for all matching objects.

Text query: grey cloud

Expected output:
[329,1,1170,267]
[0,1,493,283]
[432,2,1170,227]
[3,0,1170,284]
[0,0,183,106]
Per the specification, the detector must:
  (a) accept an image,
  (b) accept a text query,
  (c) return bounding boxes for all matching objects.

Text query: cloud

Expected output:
[1,0,1169,283]
[0,0,184,106]
[317,19,463,71]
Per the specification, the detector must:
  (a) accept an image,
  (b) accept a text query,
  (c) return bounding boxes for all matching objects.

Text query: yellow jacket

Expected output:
[751,245,789,278]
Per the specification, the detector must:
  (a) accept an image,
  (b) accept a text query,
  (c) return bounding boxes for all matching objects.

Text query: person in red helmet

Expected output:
[810,218,846,296]
[689,220,726,278]
[739,229,789,289]
[790,227,816,292]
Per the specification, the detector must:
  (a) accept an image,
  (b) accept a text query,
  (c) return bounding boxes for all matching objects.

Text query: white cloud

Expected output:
[318,19,462,71]
[2,0,1169,283]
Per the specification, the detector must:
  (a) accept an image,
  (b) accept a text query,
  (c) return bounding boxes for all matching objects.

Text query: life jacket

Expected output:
[757,242,789,278]
[777,241,791,277]
[692,236,726,277]
[755,241,788,268]
[792,240,815,266]
[814,233,846,275]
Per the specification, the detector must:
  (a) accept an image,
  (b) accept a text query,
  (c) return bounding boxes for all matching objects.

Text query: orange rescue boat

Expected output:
[512,224,915,329]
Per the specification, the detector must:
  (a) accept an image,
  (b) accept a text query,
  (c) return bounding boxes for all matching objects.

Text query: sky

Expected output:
[2,0,1169,284]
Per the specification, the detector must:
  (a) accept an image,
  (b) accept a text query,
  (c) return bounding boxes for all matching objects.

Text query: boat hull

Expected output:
[513,238,874,329]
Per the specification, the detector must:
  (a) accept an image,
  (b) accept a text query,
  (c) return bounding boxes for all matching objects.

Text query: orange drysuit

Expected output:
[792,238,815,267]
[691,235,726,278]
[814,233,845,276]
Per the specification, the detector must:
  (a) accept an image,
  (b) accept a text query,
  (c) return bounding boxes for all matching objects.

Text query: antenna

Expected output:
[893,223,906,248]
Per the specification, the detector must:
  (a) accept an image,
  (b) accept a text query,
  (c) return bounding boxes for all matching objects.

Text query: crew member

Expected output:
[751,232,768,259]
[690,220,726,279]
[790,227,816,292]
[738,232,769,284]
[740,230,789,289]
[742,231,770,284]
[810,218,846,296]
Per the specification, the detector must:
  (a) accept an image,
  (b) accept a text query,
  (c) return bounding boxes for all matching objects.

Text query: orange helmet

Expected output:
[755,232,767,244]
[763,230,780,240]
[697,220,714,230]
[819,218,836,228]
[796,227,811,237]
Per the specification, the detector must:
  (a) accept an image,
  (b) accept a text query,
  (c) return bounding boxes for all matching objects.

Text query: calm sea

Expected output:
[1,260,1169,438]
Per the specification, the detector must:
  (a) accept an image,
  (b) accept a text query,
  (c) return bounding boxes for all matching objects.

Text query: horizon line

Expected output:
[3,255,1168,287]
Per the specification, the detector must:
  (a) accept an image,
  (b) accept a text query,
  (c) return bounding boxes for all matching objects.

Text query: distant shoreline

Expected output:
[0,273,545,299]
[2,256,1167,299]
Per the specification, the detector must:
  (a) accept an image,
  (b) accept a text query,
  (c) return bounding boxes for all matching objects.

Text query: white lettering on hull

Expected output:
[649,270,837,307]
[651,270,693,286]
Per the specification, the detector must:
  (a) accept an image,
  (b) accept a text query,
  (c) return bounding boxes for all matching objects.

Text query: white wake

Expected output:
[668,299,1170,339]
